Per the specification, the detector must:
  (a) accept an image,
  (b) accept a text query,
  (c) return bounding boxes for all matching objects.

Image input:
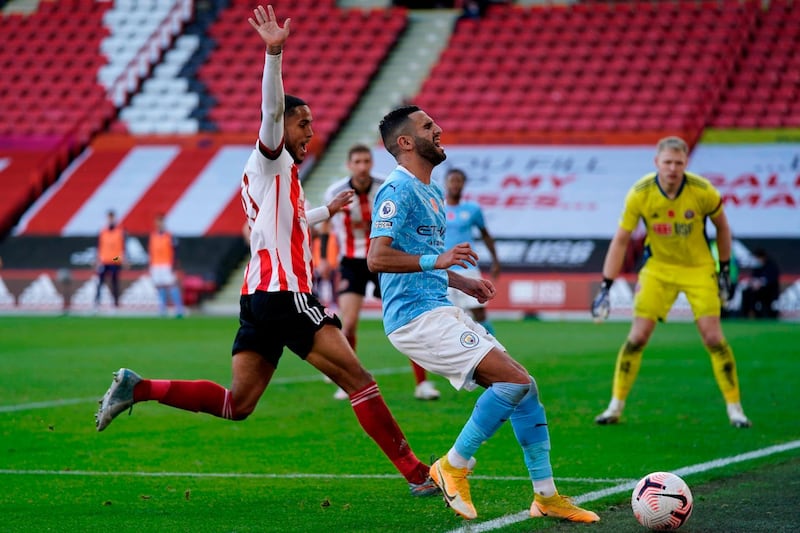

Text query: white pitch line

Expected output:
[445,439,800,533]
[0,398,97,413]
[0,367,412,413]
[0,467,629,485]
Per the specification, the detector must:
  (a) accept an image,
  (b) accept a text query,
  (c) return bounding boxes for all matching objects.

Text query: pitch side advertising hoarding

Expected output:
[371,143,800,240]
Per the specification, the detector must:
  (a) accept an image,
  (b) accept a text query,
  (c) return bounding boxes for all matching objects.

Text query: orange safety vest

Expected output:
[98,227,124,264]
[149,231,174,267]
[312,234,339,268]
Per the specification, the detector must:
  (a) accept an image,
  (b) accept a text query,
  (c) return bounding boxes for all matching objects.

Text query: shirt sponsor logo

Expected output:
[653,223,673,236]
[416,225,445,238]
[674,222,693,236]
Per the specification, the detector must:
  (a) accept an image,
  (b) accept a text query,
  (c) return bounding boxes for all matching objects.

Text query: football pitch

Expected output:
[1,316,798,532]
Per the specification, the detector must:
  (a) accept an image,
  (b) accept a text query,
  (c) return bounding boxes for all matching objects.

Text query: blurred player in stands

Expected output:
[97,5,439,497]
[369,104,600,522]
[94,209,124,310]
[320,143,440,401]
[591,136,751,428]
[148,213,184,318]
[444,168,500,335]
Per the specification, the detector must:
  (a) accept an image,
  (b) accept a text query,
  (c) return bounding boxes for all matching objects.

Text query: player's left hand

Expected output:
[327,190,355,216]
[463,277,496,304]
[718,262,733,303]
[590,279,612,322]
[249,5,291,49]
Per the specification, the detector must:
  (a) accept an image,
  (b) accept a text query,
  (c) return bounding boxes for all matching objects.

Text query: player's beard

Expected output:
[415,136,446,166]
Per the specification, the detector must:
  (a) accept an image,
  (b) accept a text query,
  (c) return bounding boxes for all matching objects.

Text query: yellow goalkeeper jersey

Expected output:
[620,171,722,269]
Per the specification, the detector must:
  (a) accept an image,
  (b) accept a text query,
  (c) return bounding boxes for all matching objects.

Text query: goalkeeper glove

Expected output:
[718,260,732,304]
[591,278,613,322]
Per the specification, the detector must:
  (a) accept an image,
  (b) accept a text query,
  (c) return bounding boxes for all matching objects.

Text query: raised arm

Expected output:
[247,5,291,151]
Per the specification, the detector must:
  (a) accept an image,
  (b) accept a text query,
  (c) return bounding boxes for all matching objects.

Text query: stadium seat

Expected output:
[197,1,406,145]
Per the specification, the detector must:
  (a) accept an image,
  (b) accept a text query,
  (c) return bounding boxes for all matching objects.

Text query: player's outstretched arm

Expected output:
[249,5,291,150]
[591,227,631,321]
[307,190,355,226]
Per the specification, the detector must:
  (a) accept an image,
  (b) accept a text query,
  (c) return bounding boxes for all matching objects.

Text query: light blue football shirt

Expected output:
[371,166,452,334]
[444,202,485,272]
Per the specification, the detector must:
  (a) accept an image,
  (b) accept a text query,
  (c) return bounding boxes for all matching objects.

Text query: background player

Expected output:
[444,168,500,334]
[148,213,184,318]
[96,5,439,497]
[94,209,125,310]
[319,144,440,401]
[591,136,751,428]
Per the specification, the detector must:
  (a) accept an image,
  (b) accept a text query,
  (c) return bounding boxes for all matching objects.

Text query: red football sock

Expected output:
[412,361,427,385]
[349,381,427,484]
[134,379,234,419]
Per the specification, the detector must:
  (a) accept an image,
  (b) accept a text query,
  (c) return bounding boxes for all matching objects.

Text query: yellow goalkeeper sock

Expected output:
[611,340,644,402]
[706,340,741,404]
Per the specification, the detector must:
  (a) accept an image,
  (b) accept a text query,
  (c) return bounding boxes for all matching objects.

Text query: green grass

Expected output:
[1,316,798,532]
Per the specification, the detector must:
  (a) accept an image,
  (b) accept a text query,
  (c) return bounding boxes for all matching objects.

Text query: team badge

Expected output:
[378,200,396,219]
[684,210,695,219]
[460,331,479,348]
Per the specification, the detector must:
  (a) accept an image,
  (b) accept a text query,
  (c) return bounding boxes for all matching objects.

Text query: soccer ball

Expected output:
[631,472,693,530]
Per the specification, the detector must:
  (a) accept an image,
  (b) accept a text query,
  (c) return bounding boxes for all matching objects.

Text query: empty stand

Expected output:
[0,0,116,237]
[198,0,407,146]
[710,0,800,129]
[415,1,761,142]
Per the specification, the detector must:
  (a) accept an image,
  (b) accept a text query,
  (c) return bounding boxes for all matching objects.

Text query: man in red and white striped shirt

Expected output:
[96,5,438,497]
[319,144,440,401]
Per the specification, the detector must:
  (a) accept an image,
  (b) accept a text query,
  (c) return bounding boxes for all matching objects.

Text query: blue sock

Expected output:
[480,320,495,335]
[454,381,530,460]
[157,287,168,315]
[170,286,184,315]
[510,377,553,481]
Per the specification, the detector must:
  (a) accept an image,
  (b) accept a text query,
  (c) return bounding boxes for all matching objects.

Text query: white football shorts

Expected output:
[149,265,177,286]
[388,305,504,391]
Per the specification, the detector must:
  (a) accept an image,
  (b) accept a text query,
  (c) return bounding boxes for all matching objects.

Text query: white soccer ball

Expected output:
[631,472,693,530]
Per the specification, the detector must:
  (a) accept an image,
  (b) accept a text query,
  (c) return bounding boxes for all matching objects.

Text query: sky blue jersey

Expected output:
[444,202,485,271]
[370,166,452,334]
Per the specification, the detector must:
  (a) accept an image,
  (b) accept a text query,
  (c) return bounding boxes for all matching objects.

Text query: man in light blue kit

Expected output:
[444,168,500,334]
[367,105,600,523]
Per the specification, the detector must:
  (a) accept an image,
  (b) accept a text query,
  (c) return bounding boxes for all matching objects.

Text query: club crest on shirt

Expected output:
[378,200,396,218]
[684,209,695,219]
[460,331,480,348]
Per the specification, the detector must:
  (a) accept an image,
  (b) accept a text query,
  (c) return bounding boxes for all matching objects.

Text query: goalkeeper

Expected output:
[590,136,751,428]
